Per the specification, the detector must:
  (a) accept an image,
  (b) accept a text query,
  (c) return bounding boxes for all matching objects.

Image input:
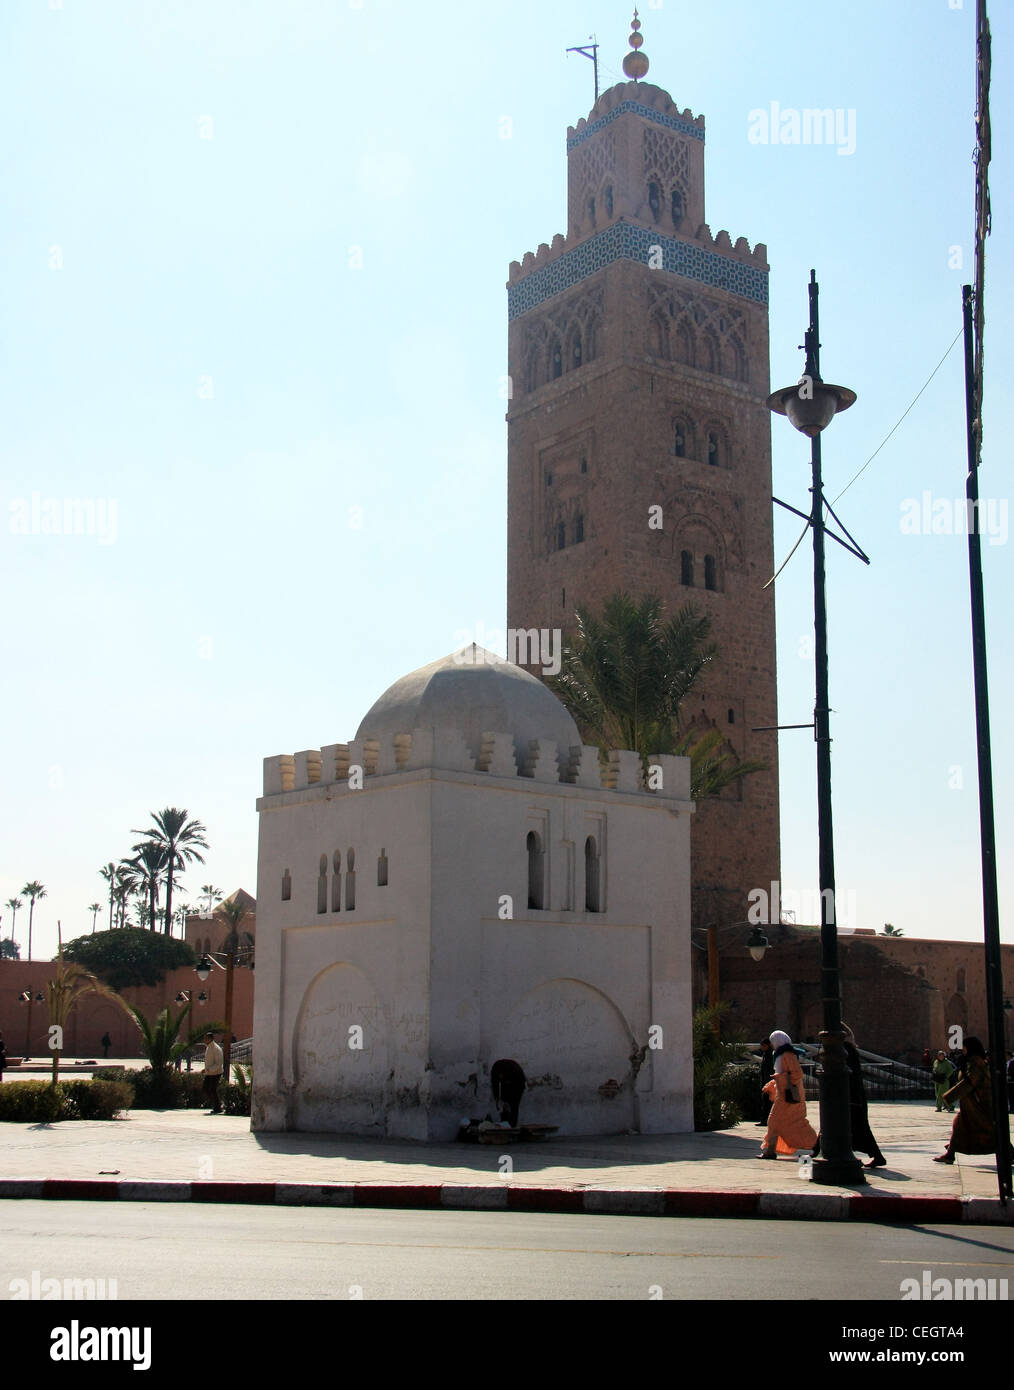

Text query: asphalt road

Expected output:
[1,1203,1013,1300]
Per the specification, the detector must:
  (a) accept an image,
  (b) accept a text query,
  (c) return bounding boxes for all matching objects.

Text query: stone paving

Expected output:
[0,1099,1003,1199]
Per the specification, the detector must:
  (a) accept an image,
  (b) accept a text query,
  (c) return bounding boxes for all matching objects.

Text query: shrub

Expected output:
[126,1066,185,1109]
[60,1080,133,1120]
[0,1080,131,1123]
[693,1004,750,1131]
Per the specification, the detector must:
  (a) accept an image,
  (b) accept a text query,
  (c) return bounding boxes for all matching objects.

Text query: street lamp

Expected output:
[692,923,770,1031]
[766,270,867,1187]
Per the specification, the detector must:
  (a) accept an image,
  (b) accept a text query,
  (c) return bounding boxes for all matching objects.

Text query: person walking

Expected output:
[100,1032,111,1061]
[755,1038,775,1126]
[202,1031,224,1115]
[758,1030,817,1159]
[934,1037,1001,1163]
[932,1050,955,1112]
[810,1023,887,1168]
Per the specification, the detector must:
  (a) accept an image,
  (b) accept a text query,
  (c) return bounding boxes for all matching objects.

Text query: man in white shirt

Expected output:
[203,1031,224,1114]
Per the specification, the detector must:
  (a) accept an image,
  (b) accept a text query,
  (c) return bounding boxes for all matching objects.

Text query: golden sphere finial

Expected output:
[622,8,649,80]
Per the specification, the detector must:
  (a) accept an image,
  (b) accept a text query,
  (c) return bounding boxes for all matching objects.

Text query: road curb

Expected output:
[0,1179,1009,1223]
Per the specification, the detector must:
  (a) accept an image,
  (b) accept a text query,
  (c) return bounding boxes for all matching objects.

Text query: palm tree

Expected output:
[129,841,168,933]
[88,903,102,933]
[99,863,117,929]
[215,898,254,1077]
[46,933,127,1084]
[112,865,137,930]
[132,809,208,936]
[125,1001,226,1106]
[5,896,22,941]
[20,881,46,962]
[551,593,767,798]
[200,885,223,915]
[882,923,904,937]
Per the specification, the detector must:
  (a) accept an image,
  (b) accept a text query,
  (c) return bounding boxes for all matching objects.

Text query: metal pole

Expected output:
[707,926,720,1033]
[806,271,864,1185]
[961,282,1011,1201]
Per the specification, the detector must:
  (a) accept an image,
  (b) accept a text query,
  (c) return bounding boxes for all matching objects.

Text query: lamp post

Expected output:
[767,270,865,1186]
[196,946,252,1080]
[692,923,770,1032]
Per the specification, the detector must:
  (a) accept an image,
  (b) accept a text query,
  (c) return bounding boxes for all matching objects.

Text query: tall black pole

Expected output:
[961,283,1011,1202]
[806,271,864,1186]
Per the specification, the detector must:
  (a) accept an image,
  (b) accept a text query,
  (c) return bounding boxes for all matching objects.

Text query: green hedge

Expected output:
[0,1079,132,1123]
[97,1066,252,1116]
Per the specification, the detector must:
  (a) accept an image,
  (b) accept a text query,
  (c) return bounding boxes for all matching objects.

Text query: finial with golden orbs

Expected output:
[622,8,649,80]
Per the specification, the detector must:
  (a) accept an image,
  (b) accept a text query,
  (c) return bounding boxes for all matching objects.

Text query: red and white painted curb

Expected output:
[0,1178,1010,1223]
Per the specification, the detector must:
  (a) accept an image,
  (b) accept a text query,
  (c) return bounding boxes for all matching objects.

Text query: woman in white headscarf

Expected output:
[759,1030,817,1159]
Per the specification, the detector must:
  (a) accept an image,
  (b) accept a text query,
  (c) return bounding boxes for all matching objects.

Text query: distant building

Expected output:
[698,921,1014,1061]
[185,888,256,958]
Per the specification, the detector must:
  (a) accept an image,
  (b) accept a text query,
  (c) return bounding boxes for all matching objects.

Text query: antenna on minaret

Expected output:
[566,35,600,103]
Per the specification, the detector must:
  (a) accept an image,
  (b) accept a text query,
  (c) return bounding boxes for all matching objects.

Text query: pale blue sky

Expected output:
[1,0,1010,959]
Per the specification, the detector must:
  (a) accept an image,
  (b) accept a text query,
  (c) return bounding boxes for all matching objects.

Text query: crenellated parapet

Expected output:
[262,729,692,803]
[566,81,706,146]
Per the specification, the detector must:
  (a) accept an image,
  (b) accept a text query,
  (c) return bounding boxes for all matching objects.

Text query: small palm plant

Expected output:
[125,1001,225,1106]
[46,939,127,1084]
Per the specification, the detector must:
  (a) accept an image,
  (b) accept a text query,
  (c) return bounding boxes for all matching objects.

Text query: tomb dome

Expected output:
[355,645,581,762]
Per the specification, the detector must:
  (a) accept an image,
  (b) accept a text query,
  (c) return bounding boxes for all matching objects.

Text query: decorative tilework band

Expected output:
[508,222,768,319]
[567,101,706,150]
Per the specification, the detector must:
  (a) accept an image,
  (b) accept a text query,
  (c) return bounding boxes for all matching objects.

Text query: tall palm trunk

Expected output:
[27,899,35,962]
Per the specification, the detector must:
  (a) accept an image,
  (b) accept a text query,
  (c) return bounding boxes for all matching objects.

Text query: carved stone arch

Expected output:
[725,331,749,384]
[671,412,697,460]
[700,328,721,374]
[681,713,744,801]
[702,419,732,470]
[648,310,669,359]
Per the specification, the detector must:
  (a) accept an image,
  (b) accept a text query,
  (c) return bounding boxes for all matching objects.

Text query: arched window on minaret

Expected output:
[587,196,596,228]
[345,848,356,911]
[673,421,688,457]
[281,868,291,902]
[331,850,342,912]
[527,831,545,910]
[557,521,566,551]
[707,431,720,467]
[671,187,683,228]
[550,340,563,379]
[575,514,584,544]
[705,554,718,591]
[585,836,601,912]
[317,854,327,915]
[680,550,694,587]
[648,180,662,222]
[571,331,583,369]
[649,312,667,359]
[604,185,614,218]
[672,321,694,367]
[377,848,389,887]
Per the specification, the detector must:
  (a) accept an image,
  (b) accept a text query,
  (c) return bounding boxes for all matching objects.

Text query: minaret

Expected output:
[506,14,780,927]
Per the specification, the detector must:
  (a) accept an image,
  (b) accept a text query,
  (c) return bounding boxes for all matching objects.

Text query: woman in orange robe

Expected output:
[760,1030,817,1159]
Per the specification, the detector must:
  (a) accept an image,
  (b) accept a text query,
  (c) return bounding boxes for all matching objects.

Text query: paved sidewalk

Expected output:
[0,1100,1009,1222]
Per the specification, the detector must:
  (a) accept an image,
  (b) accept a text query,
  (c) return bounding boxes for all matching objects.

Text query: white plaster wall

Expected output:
[253,757,694,1140]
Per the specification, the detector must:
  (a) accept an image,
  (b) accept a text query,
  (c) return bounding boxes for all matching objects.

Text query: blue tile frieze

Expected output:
[508,222,767,319]
[567,102,705,150]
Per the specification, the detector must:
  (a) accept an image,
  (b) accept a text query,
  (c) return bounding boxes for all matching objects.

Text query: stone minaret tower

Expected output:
[506,14,780,925]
